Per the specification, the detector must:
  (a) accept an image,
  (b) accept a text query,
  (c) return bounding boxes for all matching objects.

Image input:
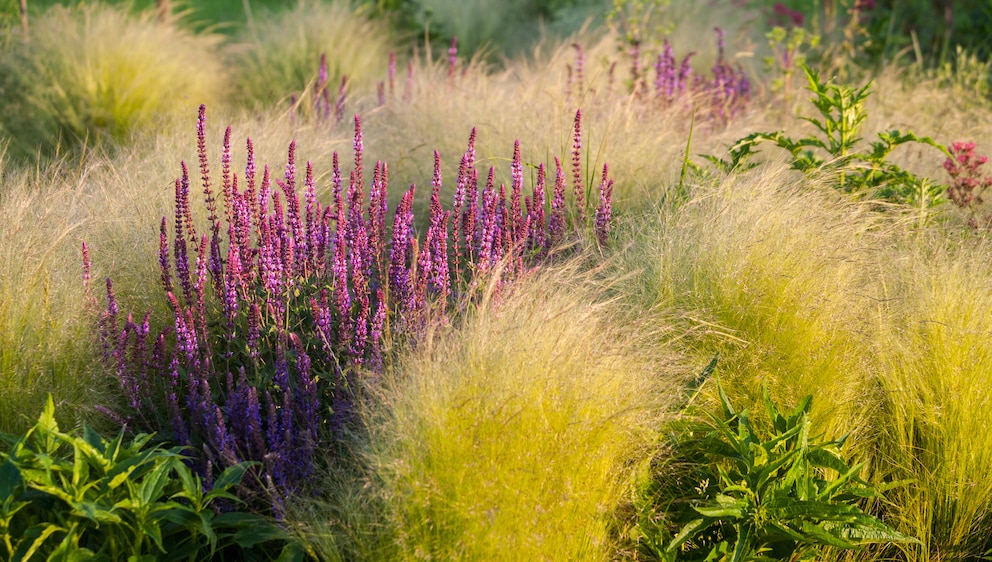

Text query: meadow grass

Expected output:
[0,2,227,161]
[2,2,992,559]
[292,263,684,561]
[228,0,393,111]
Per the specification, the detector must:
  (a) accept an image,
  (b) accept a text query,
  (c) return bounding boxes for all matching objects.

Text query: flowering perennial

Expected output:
[90,105,613,510]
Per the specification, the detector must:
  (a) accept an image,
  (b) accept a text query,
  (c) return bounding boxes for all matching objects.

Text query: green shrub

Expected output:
[705,65,948,218]
[0,396,301,561]
[631,377,916,561]
[0,2,227,160]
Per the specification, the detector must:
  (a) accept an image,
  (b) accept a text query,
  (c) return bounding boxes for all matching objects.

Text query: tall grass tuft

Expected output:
[0,2,226,160]
[229,0,392,111]
[365,264,681,560]
[871,237,992,561]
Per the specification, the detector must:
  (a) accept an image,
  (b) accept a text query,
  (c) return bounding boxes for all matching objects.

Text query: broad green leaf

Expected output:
[666,517,711,553]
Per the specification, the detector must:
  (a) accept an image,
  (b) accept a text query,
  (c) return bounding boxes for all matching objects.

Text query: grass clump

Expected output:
[0,2,226,160]
[230,0,393,111]
[363,264,680,560]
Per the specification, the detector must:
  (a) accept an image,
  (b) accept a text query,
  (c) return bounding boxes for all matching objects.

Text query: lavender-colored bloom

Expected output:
[447,36,458,85]
[529,163,547,251]
[82,242,91,288]
[572,43,584,97]
[221,126,233,226]
[452,128,476,266]
[427,156,450,300]
[509,140,524,246]
[247,302,261,359]
[369,161,389,282]
[353,116,364,193]
[389,185,415,314]
[548,157,566,244]
[369,287,386,370]
[571,110,585,220]
[197,105,218,232]
[594,164,614,246]
[245,138,258,226]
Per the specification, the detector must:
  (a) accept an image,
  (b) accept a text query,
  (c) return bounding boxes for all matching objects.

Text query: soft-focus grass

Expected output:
[0,2,227,161]
[228,0,394,111]
[292,264,684,560]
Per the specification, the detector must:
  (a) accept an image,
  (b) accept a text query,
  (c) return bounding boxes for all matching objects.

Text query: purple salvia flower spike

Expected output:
[389,185,416,317]
[159,217,172,293]
[447,36,458,86]
[571,109,585,221]
[196,105,219,237]
[353,115,364,193]
[222,126,233,228]
[510,140,524,246]
[595,164,613,246]
[81,242,91,288]
[572,43,584,98]
[548,156,566,245]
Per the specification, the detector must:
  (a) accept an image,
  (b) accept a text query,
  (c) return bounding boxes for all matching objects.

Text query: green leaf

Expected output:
[0,457,22,498]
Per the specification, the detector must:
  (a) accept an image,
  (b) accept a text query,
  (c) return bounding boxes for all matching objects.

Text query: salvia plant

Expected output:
[569,28,751,124]
[0,396,300,561]
[86,105,614,514]
[704,65,949,211]
[631,376,917,562]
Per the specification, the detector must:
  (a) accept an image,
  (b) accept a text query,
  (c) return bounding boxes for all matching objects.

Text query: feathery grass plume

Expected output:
[869,238,992,560]
[229,0,392,111]
[617,163,889,472]
[371,262,681,561]
[0,2,226,160]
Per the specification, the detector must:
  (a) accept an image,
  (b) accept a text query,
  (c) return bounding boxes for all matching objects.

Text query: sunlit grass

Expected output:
[0,2,227,160]
[300,264,683,561]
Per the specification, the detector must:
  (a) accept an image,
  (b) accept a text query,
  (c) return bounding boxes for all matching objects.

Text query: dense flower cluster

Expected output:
[90,105,613,511]
[944,141,992,208]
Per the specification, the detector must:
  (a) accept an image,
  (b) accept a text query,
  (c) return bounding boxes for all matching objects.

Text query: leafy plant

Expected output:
[632,377,917,561]
[704,65,949,211]
[0,395,299,561]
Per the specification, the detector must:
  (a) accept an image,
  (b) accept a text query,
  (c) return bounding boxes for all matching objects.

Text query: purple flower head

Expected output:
[447,36,458,83]
[595,164,614,246]
[390,185,416,312]
[510,140,524,245]
[548,156,566,244]
[82,241,91,287]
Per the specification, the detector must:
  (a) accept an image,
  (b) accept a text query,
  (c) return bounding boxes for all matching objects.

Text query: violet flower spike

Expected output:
[571,110,585,221]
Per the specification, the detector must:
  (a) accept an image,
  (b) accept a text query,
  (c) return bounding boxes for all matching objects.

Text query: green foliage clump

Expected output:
[0,2,227,161]
[0,396,300,561]
[230,0,393,110]
[706,66,948,216]
[631,376,916,561]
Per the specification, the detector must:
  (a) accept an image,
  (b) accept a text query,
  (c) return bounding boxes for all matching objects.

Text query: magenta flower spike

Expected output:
[594,164,614,246]
[571,110,585,220]
[453,128,477,266]
[197,105,218,232]
[389,184,415,314]
[530,163,547,252]
[154,219,170,294]
[447,36,458,85]
[353,116,365,194]
[548,156,566,245]
[428,153,450,300]
[82,241,91,288]
[572,43,585,98]
[510,140,524,246]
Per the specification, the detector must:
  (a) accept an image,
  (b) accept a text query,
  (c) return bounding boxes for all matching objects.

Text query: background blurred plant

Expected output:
[0,2,226,161]
[230,0,392,111]
[764,25,820,109]
[943,141,992,229]
[0,396,300,561]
